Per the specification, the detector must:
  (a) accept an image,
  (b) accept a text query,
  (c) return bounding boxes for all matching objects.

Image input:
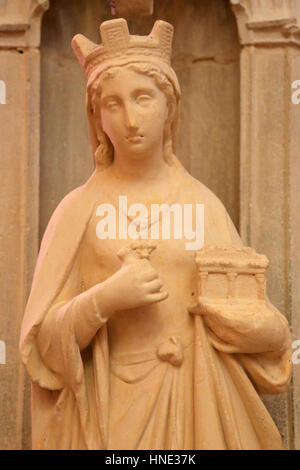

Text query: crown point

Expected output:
[150,20,174,61]
[150,20,174,40]
[72,34,97,69]
[72,19,175,78]
[100,18,130,52]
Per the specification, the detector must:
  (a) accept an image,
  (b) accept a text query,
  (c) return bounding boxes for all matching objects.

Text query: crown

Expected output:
[72,18,174,78]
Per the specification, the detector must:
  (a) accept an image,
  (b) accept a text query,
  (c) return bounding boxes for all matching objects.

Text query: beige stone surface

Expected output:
[231,0,300,47]
[0,0,47,450]
[0,0,48,48]
[0,0,298,450]
[20,19,292,449]
[131,0,241,227]
[40,0,240,238]
[289,48,300,451]
[0,49,30,451]
[112,0,154,17]
[231,0,300,449]
[39,0,111,238]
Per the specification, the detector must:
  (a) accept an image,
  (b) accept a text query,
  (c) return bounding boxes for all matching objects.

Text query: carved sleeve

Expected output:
[205,208,292,394]
[36,242,107,376]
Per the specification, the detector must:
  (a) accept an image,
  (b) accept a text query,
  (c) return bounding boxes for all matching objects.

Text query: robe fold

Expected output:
[19,168,292,450]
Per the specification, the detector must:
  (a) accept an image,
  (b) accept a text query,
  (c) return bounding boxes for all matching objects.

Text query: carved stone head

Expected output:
[72,19,181,169]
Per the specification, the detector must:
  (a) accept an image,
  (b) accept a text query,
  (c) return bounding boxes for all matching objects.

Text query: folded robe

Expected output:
[19,168,292,450]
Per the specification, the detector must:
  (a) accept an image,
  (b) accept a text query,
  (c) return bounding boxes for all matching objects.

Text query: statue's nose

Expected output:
[124,103,139,130]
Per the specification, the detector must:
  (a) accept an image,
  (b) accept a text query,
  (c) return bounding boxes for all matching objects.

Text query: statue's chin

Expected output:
[123,144,153,158]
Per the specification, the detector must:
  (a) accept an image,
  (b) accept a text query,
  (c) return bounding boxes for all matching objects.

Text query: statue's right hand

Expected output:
[94,259,168,317]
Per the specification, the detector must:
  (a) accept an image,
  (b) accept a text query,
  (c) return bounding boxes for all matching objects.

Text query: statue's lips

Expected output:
[126,135,144,143]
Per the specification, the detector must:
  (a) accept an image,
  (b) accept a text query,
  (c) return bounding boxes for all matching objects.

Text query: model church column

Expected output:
[0,0,48,449]
[231,0,300,449]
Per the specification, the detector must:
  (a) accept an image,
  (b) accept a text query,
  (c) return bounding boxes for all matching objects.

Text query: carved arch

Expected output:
[0,0,49,47]
[230,0,300,46]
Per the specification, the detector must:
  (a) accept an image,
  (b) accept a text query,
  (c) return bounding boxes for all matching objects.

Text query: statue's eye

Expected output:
[105,100,119,110]
[136,95,152,105]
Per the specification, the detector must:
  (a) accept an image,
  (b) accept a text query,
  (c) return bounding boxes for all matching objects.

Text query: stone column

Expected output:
[231,0,300,449]
[0,0,48,450]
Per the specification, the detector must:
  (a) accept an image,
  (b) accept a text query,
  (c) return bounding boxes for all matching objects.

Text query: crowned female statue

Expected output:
[19,19,292,450]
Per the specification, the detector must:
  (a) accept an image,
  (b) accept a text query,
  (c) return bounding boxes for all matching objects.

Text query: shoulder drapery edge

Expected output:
[19,170,101,389]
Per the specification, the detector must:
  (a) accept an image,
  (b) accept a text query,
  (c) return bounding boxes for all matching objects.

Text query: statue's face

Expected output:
[99,68,169,158]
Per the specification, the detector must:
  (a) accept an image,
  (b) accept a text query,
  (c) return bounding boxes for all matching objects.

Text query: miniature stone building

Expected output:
[0,0,299,450]
[195,246,269,304]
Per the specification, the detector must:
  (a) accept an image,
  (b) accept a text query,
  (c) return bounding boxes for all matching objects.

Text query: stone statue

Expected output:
[19,19,292,450]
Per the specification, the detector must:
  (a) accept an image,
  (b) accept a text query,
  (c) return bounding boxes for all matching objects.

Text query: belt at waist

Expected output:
[110,334,193,368]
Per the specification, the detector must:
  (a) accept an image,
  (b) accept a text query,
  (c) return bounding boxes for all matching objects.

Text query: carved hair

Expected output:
[88,62,179,170]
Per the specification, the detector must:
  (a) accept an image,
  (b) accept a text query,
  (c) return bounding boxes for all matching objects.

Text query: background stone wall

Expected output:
[0,0,299,449]
[39,0,240,239]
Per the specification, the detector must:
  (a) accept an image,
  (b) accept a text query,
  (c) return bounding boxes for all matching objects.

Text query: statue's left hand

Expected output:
[188,298,291,354]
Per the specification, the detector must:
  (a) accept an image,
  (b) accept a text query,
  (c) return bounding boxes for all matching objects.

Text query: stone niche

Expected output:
[40,0,240,240]
[36,0,290,450]
[2,0,296,450]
